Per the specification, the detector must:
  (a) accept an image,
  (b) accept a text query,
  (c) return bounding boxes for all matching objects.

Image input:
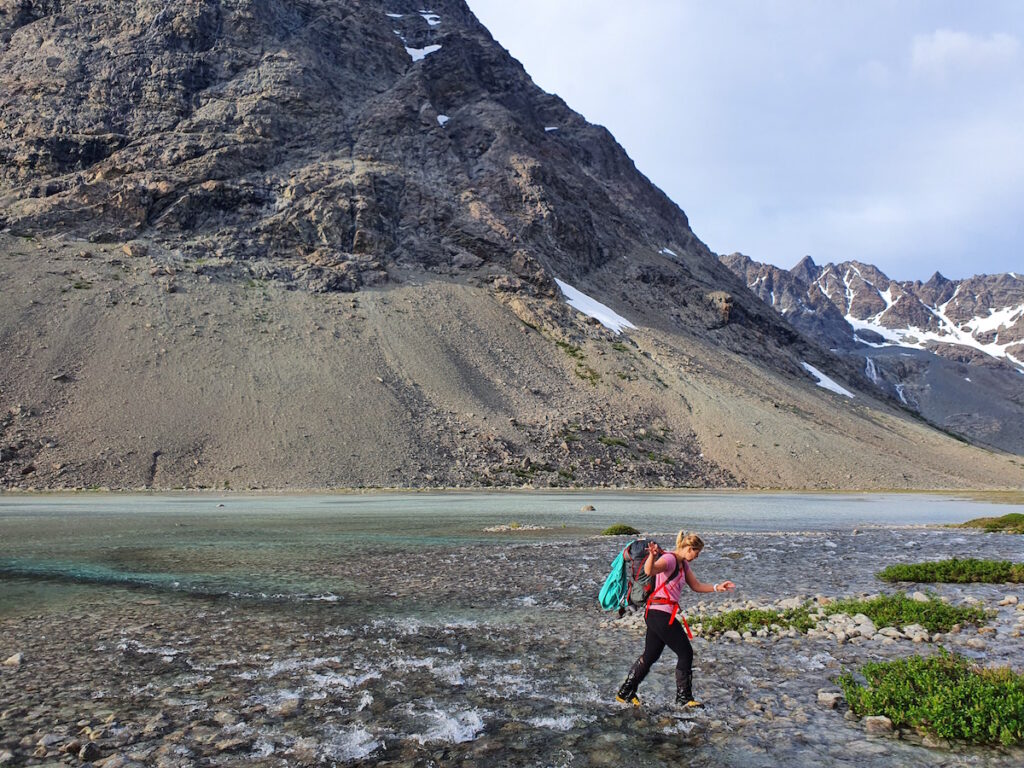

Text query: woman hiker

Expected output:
[616,531,735,708]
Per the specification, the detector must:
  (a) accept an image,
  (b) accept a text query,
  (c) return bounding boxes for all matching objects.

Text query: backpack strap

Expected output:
[645,556,694,638]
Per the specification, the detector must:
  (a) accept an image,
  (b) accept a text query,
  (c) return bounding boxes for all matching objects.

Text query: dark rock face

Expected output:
[0,0,835,372]
[0,1,692,289]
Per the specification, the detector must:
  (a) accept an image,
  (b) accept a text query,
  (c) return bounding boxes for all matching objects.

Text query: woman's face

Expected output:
[681,545,702,562]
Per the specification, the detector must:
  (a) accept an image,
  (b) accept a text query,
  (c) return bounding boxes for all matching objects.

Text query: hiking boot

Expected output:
[675,692,704,709]
[615,689,641,707]
[616,662,645,707]
[675,669,702,709]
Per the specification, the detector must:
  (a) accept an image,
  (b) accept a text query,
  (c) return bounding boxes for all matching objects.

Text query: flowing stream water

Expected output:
[1,492,1022,767]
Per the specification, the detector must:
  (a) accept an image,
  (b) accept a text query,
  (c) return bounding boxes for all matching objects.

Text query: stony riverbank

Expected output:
[1,525,1023,767]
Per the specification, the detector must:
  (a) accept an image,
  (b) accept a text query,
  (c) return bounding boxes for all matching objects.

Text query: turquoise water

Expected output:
[0,491,1016,616]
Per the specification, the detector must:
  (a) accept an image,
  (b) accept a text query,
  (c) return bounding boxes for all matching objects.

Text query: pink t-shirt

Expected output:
[647,553,689,614]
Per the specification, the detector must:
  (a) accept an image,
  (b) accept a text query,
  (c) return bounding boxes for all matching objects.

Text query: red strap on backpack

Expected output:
[645,557,694,639]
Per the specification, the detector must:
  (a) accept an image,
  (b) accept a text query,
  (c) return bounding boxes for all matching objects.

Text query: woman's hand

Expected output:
[717,580,736,592]
[647,541,663,559]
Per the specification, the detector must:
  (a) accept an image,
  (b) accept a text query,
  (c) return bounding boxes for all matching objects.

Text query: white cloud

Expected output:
[911,30,1020,78]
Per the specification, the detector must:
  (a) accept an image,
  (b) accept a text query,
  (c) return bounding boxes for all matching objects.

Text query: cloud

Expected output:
[911,30,1020,79]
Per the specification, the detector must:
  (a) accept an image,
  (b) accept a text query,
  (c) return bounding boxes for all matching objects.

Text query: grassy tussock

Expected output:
[878,558,1024,584]
[957,513,1024,533]
[824,593,988,633]
[840,651,1024,745]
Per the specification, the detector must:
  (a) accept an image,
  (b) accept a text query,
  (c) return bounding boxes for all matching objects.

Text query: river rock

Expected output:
[998,595,1018,606]
[271,698,303,718]
[910,591,930,603]
[2,653,22,667]
[817,691,842,709]
[80,741,103,761]
[901,624,929,642]
[0,750,13,765]
[864,715,894,735]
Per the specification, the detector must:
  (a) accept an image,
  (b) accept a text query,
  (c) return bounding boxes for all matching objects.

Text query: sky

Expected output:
[467,1,1024,281]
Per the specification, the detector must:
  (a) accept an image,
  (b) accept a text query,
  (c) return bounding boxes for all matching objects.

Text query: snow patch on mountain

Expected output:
[406,44,442,61]
[554,279,636,335]
[801,363,854,398]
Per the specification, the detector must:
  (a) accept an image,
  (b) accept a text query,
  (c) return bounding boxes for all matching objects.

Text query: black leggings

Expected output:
[630,609,693,685]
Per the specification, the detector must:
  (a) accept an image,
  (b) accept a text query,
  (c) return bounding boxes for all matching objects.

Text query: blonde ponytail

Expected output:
[676,530,704,552]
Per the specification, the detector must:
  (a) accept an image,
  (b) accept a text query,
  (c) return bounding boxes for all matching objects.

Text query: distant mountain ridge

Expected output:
[723,253,1024,369]
[722,253,1024,454]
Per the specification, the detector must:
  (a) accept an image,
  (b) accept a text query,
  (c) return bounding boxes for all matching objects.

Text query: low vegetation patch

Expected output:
[555,340,585,360]
[601,524,640,536]
[598,436,628,448]
[695,606,817,635]
[839,651,1024,746]
[879,558,1024,584]
[824,593,988,633]
[958,513,1024,534]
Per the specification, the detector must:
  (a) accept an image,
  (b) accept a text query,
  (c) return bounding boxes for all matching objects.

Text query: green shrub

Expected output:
[601,524,640,536]
[958,513,1024,534]
[839,651,1024,746]
[879,558,1024,584]
[598,436,628,448]
[824,593,988,633]
[694,606,817,635]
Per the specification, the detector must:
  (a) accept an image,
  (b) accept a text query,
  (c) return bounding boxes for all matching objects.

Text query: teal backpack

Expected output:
[599,539,675,615]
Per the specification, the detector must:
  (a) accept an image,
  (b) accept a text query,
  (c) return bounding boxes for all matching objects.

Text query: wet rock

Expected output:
[211,711,240,727]
[817,691,842,709]
[36,733,64,749]
[0,750,13,765]
[214,736,252,753]
[142,712,171,736]
[864,715,894,735]
[270,698,303,718]
[921,733,950,749]
[966,638,987,650]
[79,741,102,761]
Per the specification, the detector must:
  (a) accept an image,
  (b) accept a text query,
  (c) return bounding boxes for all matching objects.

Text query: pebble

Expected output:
[998,595,1018,606]
[2,653,22,667]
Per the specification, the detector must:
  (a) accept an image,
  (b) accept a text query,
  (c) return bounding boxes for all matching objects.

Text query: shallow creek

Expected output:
[1,494,1022,767]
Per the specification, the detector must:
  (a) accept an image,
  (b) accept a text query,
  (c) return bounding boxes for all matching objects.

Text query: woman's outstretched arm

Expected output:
[684,565,735,594]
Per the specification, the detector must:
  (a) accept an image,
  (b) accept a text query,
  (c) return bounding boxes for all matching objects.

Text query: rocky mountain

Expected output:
[2,0,1022,491]
[722,253,1024,454]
